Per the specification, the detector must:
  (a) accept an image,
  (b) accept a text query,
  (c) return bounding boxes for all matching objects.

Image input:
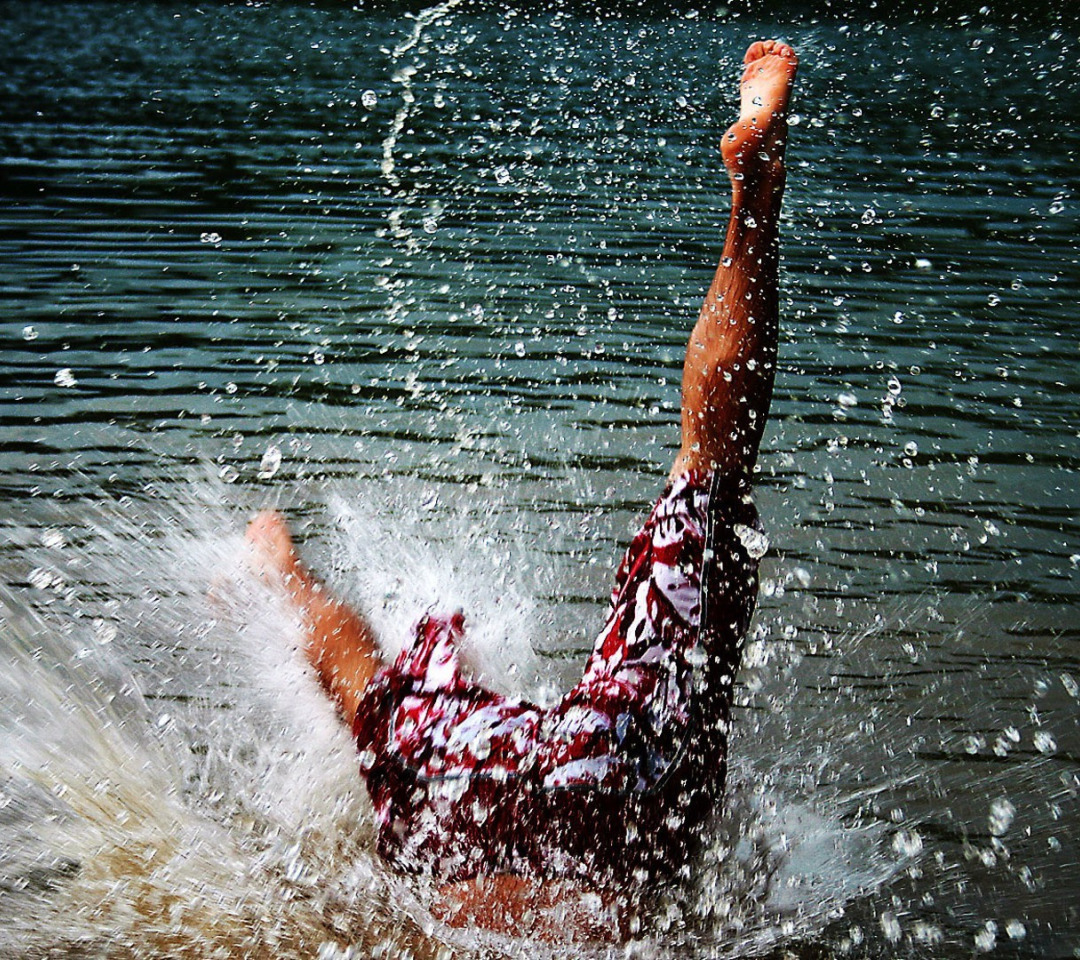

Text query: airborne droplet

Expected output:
[1033,730,1056,754]
[880,912,901,943]
[988,798,1015,836]
[734,523,769,559]
[257,445,282,480]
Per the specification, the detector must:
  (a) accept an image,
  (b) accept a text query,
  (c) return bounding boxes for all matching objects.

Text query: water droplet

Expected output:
[514,341,526,357]
[22,325,38,341]
[903,441,918,457]
[721,256,733,268]
[734,523,769,559]
[93,619,117,645]
[1061,672,1078,698]
[313,351,325,365]
[860,207,876,224]
[914,258,932,269]
[887,376,902,396]
[1033,730,1056,754]
[28,567,53,590]
[913,922,943,944]
[988,798,1015,836]
[1005,919,1026,941]
[987,293,1001,307]
[257,445,282,480]
[54,368,77,388]
[219,464,239,484]
[1048,199,1065,215]
[200,231,222,244]
[225,382,238,394]
[880,911,901,943]
[494,166,511,184]
[361,89,378,108]
[892,829,923,857]
[685,644,708,668]
[974,920,997,953]
[838,392,857,408]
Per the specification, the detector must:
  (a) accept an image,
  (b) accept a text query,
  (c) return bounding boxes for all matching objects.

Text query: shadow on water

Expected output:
[1,1,1078,957]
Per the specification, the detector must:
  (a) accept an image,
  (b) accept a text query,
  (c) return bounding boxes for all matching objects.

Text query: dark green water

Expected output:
[1,3,1077,958]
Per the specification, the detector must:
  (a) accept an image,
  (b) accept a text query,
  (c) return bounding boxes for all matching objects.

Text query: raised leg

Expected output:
[671,40,798,480]
[246,510,382,725]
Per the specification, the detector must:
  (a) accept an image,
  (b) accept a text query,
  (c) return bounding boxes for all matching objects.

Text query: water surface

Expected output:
[1,3,1077,958]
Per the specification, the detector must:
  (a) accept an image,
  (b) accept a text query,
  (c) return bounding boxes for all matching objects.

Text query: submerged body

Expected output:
[246,39,799,935]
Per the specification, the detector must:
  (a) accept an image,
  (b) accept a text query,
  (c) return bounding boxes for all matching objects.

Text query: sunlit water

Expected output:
[1,4,1078,958]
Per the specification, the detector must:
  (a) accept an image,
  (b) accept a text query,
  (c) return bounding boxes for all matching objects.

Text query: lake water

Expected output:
[1,3,1077,958]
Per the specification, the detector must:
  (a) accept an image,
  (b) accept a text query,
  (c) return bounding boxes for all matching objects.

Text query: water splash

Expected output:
[380,0,465,192]
[0,477,941,959]
[0,496,446,958]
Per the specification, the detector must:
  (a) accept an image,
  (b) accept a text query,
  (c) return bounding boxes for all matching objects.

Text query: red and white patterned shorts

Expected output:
[353,469,762,885]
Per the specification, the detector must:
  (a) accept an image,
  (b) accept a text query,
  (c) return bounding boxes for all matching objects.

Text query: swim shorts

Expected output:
[353,468,763,885]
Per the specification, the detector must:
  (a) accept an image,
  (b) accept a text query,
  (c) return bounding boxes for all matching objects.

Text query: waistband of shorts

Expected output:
[666,466,753,503]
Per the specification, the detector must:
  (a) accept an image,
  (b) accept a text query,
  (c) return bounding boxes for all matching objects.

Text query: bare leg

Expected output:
[246,510,382,725]
[671,40,798,479]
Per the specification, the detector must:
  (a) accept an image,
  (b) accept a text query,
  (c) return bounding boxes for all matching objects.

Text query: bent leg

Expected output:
[671,40,798,480]
[246,510,382,725]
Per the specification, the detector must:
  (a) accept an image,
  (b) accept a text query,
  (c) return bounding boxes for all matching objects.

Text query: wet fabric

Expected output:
[352,468,763,884]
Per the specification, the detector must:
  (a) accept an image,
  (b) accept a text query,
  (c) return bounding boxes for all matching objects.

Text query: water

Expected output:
[1,3,1078,957]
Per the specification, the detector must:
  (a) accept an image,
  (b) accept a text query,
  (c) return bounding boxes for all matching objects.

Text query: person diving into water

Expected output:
[245,39,798,938]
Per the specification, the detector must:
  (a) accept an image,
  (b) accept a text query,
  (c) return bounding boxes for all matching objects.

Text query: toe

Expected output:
[744,39,797,66]
[744,41,767,64]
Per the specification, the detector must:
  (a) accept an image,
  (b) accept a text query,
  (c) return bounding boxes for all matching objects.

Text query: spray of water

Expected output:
[0,477,926,959]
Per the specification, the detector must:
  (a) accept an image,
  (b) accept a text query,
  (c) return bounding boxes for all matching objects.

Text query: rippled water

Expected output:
[1,4,1078,958]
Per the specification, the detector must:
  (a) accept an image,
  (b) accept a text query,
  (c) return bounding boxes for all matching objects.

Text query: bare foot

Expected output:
[245,509,307,591]
[721,40,798,185]
[244,509,382,722]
